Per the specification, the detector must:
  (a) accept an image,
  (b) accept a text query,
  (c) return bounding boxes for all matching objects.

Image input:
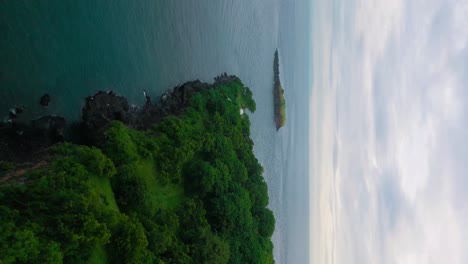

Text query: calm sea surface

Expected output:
[0,1,310,263]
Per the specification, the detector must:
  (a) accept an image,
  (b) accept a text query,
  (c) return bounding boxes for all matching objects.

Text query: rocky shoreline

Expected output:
[0,73,239,162]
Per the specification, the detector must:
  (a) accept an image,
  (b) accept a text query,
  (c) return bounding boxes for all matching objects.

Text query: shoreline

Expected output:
[0,73,240,163]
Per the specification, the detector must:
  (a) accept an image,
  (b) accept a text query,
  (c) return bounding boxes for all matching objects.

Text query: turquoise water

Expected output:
[1,1,278,120]
[0,1,310,263]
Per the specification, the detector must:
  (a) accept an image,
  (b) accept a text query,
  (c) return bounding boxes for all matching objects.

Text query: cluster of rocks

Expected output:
[0,74,240,161]
[0,115,66,162]
[81,74,239,144]
[0,93,64,162]
[214,72,239,85]
[80,79,211,144]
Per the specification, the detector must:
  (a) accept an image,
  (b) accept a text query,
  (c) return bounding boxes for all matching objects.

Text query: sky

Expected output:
[309,0,468,263]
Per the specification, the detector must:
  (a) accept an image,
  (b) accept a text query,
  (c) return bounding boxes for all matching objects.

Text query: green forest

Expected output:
[0,80,275,263]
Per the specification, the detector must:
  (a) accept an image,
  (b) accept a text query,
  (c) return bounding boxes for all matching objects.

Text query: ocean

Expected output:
[0,1,311,263]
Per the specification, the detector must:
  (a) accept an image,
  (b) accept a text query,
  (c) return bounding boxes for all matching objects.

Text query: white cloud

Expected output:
[310,0,468,263]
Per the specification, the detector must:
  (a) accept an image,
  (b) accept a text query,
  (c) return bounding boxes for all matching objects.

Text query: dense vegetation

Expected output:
[275,84,286,128]
[273,50,286,130]
[0,80,275,263]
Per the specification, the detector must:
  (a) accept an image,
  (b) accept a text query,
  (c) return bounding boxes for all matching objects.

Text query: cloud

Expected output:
[310,0,468,263]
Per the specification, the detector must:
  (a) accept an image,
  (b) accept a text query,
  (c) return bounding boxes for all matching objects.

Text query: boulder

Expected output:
[40,94,50,106]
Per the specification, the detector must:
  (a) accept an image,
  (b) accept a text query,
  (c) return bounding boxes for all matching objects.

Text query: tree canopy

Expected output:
[0,80,275,263]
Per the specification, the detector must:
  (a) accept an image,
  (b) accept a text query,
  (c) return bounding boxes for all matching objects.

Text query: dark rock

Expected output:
[0,115,66,162]
[79,78,217,136]
[213,73,240,86]
[191,80,210,92]
[81,91,131,145]
[160,93,168,102]
[40,94,50,106]
[15,106,24,114]
[31,115,66,143]
[2,117,12,125]
[7,106,24,119]
[8,108,17,119]
[144,91,151,105]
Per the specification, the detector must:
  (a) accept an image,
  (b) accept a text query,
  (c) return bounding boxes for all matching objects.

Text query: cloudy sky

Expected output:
[309,0,468,263]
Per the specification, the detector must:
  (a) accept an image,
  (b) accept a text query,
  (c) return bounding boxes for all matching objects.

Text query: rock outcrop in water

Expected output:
[273,49,286,130]
[40,94,50,107]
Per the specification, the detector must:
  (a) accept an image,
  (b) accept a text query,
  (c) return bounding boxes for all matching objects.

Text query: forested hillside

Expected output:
[0,80,275,264]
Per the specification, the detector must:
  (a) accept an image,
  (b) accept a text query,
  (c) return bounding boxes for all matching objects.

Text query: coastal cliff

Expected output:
[273,50,286,130]
[0,75,275,264]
